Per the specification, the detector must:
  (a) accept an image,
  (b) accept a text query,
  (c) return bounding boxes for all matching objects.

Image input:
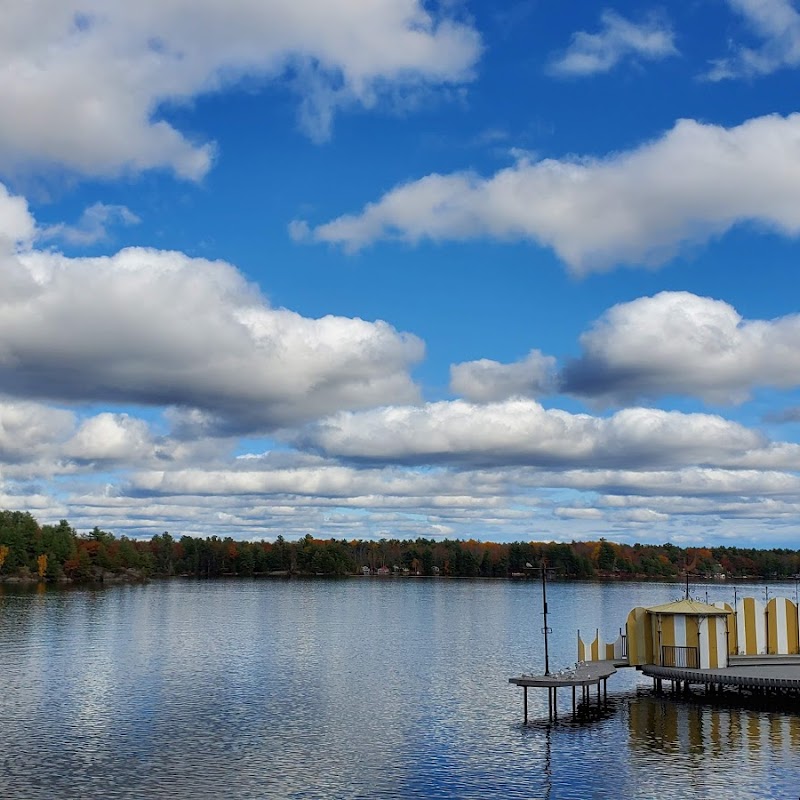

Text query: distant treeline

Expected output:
[0,510,799,583]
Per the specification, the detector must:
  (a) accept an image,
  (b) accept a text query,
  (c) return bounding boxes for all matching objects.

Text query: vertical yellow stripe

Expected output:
[658,614,674,664]
[627,607,649,666]
[790,715,800,750]
[730,709,742,749]
[744,597,757,654]
[708,616,718,668]
[625,610,637,664]
[578,638,586,662]
[767,598,777,654]
[686,616,699,650]
[662,615,675,647]
[788,601,799,654]
[709,708,721,754]
[747,714,760,748]
[688,706,702,749]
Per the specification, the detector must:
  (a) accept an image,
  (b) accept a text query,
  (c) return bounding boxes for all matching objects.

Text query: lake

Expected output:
[1,577,798,799]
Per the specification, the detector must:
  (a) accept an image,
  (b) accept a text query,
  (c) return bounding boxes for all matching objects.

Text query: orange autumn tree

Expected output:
[37,553,47,580]
[0,544,9,572]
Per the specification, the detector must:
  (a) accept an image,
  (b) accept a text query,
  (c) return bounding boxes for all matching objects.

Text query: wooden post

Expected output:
[524,686,528,724]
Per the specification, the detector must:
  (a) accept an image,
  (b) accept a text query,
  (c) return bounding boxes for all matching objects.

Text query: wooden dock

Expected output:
[509,660,623,722]
[642,655,800,697]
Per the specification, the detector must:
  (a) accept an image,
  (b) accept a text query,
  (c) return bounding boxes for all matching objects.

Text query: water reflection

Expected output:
[0,580,799,799]
[628,693,800,798]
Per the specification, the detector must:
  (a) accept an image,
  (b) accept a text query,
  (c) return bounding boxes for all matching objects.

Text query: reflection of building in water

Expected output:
[628,695,800,795]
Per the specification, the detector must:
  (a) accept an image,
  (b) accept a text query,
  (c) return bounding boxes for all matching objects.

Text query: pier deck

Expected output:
[643,656,800,693]
[509,660,622,722]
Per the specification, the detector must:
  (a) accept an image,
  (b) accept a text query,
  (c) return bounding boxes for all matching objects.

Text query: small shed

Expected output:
[646,599,731,670]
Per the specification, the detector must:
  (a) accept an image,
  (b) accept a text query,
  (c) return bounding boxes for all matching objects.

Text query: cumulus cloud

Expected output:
[0,184,35,244]
[294,398,777,469]
[449,349,556,402]
[0,184,423,434]
[0,400,74,464]
[39,203,140,247]
[64,413,159,463]
[548,9,677,77]
[562,291,800,404]
[0,0,480,179]
[708,0,800,80]
[0,399,233,478]
[301,112,800,273]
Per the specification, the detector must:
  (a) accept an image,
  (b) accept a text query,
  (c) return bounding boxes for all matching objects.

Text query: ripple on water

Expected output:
[1,579,799,799]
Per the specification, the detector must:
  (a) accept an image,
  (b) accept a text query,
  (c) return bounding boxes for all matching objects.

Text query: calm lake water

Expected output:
[1,578,799,799]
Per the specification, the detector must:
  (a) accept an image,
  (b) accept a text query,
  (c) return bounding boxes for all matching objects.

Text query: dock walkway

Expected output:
[643,656,800,694]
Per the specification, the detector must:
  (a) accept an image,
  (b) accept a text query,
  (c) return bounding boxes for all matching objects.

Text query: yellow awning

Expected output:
[646,599,730,616]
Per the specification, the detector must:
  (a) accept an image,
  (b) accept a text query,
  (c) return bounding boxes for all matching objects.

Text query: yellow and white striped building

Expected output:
[578,594,800,667]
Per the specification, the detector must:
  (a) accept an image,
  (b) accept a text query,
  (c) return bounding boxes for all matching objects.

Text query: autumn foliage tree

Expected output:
[3,509,800,583]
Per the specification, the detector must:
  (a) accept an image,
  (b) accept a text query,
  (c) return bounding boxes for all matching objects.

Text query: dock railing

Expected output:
[661,645,699,669]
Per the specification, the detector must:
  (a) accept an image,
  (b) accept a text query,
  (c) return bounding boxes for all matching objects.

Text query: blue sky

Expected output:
[3,0,800,547]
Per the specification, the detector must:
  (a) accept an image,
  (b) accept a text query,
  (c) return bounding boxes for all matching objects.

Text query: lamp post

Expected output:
[526,558,555,675]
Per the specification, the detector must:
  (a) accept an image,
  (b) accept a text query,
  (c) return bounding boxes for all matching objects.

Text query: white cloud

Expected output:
[295,399,772,469]
[562,291,800,404]
[0,399,236,478]
[0,184,423,433]
[5,413,800,542]
[130,463,453,499]
[555,507,603,520]
[39,203,140,246]
[0,183,35,246]
[0,0,481,179]
[0,400,74,464]
[64,413,157,463]
[554,467,800,497]
[708,0,800,80]
[548,9,677,77]
[302,113,800,273]
[450,349,556,402]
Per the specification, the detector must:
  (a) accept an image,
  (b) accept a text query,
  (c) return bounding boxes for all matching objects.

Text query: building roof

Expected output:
[646,599,730,616]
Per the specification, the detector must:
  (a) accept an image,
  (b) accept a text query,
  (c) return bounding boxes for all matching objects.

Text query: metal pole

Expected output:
[524,686,528,724]
[542,557,550,676]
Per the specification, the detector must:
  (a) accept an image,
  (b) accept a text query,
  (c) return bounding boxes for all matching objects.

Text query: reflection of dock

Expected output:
[509,660,622,722]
